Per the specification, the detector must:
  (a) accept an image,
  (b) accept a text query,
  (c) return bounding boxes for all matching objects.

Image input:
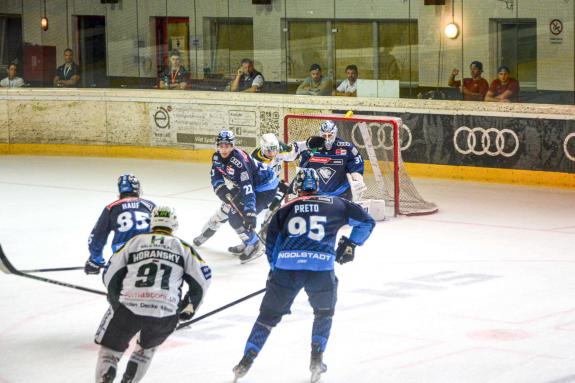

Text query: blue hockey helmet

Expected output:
[296,168,319,194]
[118,173,141,195]
[319,120,338,149]
[216,130,236,146]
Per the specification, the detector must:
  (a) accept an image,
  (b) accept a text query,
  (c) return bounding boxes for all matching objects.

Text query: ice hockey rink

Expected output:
[1,155,575,383]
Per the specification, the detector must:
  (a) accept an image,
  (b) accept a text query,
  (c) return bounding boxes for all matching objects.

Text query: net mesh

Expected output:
[284,114,438,216]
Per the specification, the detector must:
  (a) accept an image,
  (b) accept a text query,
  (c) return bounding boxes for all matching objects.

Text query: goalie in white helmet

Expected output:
[94,206,211,383]
[300,120,367,202]
[192,132,313,254]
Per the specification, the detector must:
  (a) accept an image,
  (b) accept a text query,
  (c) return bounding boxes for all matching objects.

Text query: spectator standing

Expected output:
[485,65,520,102]
[0,63,25,88]
[159,50,189,90]
[53,48,80,87]
[230,58,265,93]
[448,61,489,101]
[333,64,358,96]
[296,64,333,96]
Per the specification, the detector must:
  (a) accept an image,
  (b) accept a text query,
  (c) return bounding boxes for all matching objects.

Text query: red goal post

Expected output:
[283,113,438,217]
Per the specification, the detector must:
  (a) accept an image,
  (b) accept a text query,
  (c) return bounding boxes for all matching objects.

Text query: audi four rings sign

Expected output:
[453,126,520,157]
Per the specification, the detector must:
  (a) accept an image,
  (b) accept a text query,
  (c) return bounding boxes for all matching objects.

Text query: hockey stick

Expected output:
[0,244,107,296]
[177,287,266,330]
[21,266,84,273]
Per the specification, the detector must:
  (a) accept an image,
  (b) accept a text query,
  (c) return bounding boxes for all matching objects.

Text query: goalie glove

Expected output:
[335,236,356,265]
[306,136,326,152]
[347,172,367,202]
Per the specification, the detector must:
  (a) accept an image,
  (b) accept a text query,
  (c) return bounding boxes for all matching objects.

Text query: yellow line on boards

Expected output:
[0,143,214,162]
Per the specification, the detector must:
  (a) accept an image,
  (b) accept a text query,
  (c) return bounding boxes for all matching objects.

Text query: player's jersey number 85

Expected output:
[117,211,150,232]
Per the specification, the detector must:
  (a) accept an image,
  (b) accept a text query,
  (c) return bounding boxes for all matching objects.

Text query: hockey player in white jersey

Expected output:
[192,133,314,254]
[94,206,211,383]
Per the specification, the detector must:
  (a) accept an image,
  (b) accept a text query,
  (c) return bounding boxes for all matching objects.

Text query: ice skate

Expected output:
[310,352,327,383]
[239,241,262,264]
[232,350,257,382]
[228,243,246,254]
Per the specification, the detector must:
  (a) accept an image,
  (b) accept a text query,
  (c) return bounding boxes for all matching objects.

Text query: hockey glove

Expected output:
[243,212,257,231]
[215,185,236,204]
[179,304,195,321]
[335,236,356,265]
[84,259,104,275]
[306,136,326,152]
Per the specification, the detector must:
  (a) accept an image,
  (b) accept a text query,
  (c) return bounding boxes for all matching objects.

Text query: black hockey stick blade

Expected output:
[0,244,106,296]
[20,266,84,273]
[177,287,266,330]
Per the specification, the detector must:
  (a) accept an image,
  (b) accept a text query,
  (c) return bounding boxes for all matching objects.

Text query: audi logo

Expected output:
[564,133,575,162]
[453,126,519,157]
[350,122,412,151]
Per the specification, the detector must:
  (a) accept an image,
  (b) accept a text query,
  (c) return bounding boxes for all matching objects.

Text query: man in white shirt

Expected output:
[0,63,25,88]
[333,64,358,96]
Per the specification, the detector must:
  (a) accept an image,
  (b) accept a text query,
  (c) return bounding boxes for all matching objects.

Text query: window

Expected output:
[207,18,253,78]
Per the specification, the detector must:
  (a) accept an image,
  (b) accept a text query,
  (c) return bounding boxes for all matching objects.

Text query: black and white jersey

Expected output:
[103,232,211,318]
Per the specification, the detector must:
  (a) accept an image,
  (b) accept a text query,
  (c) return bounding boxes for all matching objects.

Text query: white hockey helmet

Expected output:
[260,133,279,158]
[319,120,338,149]
[151,206,179,232]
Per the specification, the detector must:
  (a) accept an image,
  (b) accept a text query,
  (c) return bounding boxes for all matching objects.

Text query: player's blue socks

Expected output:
[311,315,333,353]
[244,232,259,246]
[244,321,271,356]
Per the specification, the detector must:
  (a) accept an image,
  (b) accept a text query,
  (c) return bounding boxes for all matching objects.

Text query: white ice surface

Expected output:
[1,156,575,383]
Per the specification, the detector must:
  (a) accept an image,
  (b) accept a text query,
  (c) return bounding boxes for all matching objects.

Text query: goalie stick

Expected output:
[0,244,106,296]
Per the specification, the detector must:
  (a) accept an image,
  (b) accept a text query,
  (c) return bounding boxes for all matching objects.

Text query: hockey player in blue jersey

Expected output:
[193,133,324,251]
[84,174,155,275]
[232,168,375,382]
[210,130,279,262]
[300,120,367,201]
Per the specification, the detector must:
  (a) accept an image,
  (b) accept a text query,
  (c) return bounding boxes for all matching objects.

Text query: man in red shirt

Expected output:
[485,65,520,102]
[448,61,489,101]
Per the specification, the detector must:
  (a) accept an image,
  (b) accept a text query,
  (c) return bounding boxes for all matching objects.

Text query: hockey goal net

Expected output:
[283,113,438,217]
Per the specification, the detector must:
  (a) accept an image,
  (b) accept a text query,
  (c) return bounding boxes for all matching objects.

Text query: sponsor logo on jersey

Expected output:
[240,171,249,181]
[277,251,332,262]
[309,157,332,164]
[317,167,336,184]
[335,149,347,155]
[201,265,212,280]
[336,141,351,147]
[230,156,243,168]
[352,147,359,156]
[226,165,235,175]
